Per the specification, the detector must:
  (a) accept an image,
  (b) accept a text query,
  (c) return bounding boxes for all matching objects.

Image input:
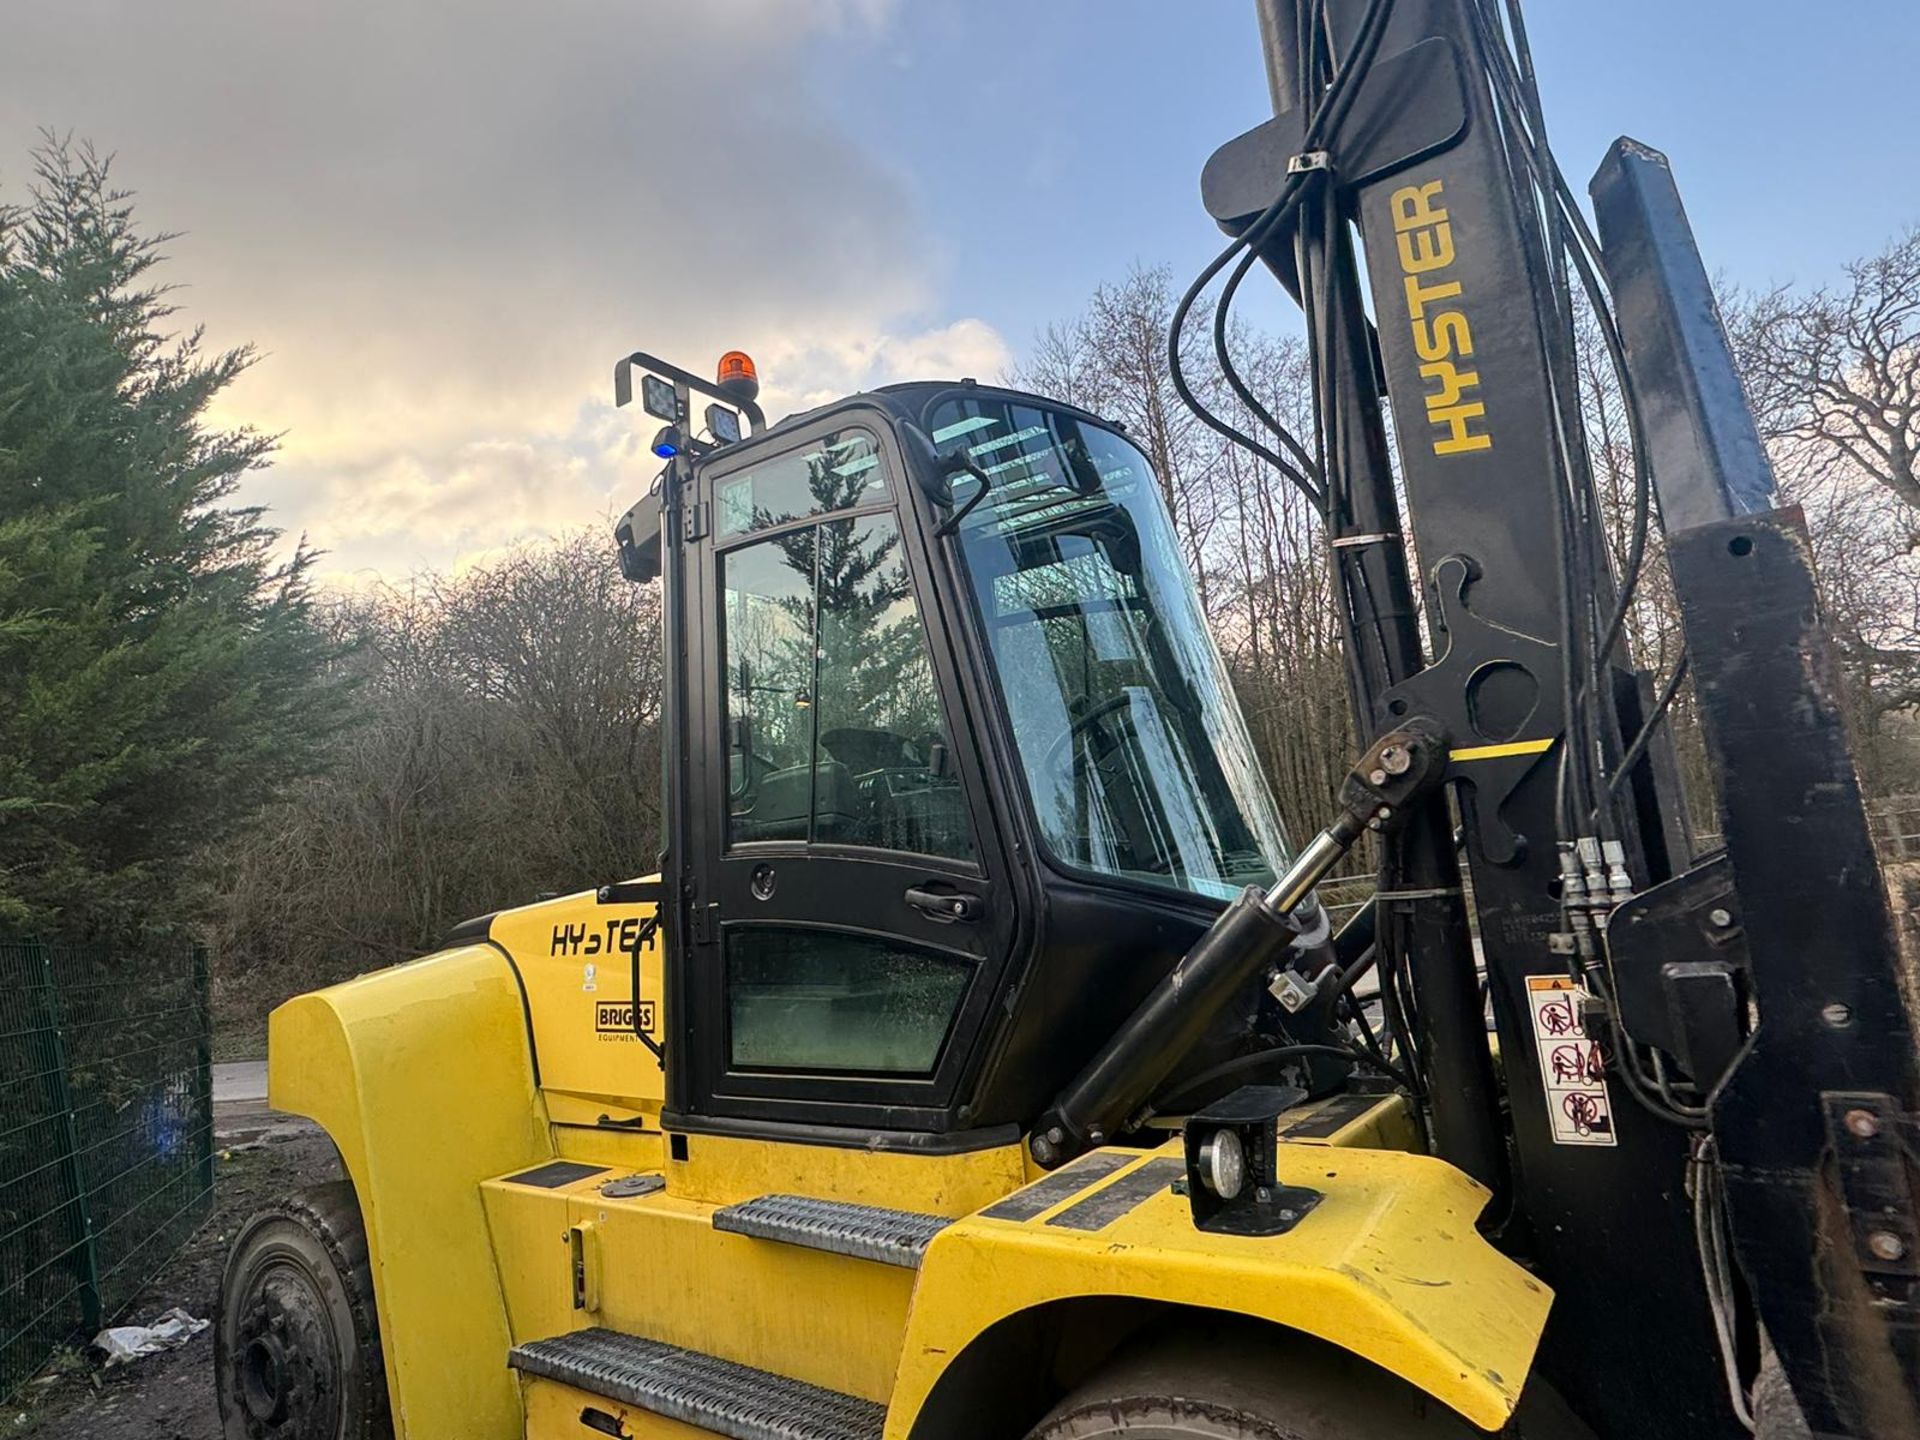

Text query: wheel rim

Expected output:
[228,1251,346,1439]
[240,1334,290,1423]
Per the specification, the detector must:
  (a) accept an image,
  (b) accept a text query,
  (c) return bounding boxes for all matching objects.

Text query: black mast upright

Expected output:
[1247,0,1504,1200]
[1208,3,1743,1432]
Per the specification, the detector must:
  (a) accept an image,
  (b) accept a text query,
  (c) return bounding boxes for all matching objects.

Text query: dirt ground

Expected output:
[6,1119,342,1440]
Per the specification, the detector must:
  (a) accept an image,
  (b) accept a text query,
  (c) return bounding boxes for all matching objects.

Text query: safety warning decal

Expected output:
[1526,974,1616,1147]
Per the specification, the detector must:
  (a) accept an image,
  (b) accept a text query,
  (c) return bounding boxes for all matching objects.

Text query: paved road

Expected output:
[210,1059,300,1146]
[212,1059,266,1104]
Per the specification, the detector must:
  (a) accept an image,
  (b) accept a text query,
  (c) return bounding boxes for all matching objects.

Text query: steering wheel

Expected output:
[1040,691,1136,779]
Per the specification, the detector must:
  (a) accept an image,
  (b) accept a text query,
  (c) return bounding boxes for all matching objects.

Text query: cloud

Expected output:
[0,0,1005,581]
[758,317,1015,413]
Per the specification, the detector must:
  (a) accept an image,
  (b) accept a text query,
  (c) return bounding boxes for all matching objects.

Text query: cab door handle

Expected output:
[569,1221,601,1313]
[905,887,983,924]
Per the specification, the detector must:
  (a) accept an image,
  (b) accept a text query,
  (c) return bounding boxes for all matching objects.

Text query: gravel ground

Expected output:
[6,1119,341,1440]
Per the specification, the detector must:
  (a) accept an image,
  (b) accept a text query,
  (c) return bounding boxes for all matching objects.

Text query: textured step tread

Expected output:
[712,1193,950,1269]
[509,1328,884,1440]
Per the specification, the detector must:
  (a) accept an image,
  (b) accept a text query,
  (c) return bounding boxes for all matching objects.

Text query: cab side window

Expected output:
[727,927,972,1074]
[718,430,974,862]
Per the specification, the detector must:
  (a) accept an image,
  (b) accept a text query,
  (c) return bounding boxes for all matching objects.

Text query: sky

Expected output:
[3,0,1916,585]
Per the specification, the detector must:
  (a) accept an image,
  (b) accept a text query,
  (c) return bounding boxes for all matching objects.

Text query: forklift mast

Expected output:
[1198,1,1919,1435]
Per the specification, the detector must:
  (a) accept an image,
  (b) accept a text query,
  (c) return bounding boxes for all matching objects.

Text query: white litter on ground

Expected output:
[93,1307,210,1367]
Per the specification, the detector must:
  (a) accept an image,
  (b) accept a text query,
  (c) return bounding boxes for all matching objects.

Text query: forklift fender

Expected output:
[268,943,552,1440]
[891,1145,1549,1435]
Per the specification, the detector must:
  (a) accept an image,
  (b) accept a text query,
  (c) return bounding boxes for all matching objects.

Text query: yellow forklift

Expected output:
[215,2,1919,1438]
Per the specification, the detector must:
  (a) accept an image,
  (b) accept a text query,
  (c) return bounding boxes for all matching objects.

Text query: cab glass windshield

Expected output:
[929,394,1292,899]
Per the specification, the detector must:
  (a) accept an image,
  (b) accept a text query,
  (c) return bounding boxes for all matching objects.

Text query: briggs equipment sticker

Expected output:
[1526,974,1616,1147]
[595,999,657,1040]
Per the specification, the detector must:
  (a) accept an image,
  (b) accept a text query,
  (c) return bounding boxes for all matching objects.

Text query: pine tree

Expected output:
[0,137,341,933]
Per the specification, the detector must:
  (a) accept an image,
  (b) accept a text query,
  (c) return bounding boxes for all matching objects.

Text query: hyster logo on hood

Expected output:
[551,915,654,957]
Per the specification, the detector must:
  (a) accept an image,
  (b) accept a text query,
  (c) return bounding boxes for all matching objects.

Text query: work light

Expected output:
[1181,1084,1323,1235]
[641,374,678,422]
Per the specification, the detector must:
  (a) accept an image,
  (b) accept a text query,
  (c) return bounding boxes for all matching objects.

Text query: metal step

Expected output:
[711,1193,949,1269]
[509,1328,884,1440]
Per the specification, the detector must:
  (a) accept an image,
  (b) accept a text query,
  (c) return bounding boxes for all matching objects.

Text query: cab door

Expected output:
[677,409,1019,1135]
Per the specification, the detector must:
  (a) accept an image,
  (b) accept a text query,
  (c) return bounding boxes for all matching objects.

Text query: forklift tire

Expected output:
[1026,1323,1482,1439]
[215,1181,391,1440]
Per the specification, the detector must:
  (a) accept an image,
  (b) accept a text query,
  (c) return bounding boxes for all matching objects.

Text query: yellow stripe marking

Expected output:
[1449,738,1555,763]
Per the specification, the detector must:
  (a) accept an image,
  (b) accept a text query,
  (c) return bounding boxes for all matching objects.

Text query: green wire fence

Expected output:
[0,937,213,1401]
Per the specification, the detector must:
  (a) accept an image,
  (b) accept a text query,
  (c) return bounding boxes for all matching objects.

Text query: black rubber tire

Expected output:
[215,1181,392,1440]
[1027,1323,1484,1440]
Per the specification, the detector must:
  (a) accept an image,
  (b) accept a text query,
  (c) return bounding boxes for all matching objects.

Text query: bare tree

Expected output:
[1737,229,1920,511]
[206,529,664,1020]
[1725,231,1920,786]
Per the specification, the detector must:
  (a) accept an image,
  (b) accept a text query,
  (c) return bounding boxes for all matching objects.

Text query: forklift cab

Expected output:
[616,356,1312,1147]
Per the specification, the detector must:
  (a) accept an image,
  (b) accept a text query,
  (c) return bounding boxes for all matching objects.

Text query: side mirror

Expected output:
[614,491,662,584]
[932,455,992,538]
[899,423,954,507]
[900,423,993,538]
